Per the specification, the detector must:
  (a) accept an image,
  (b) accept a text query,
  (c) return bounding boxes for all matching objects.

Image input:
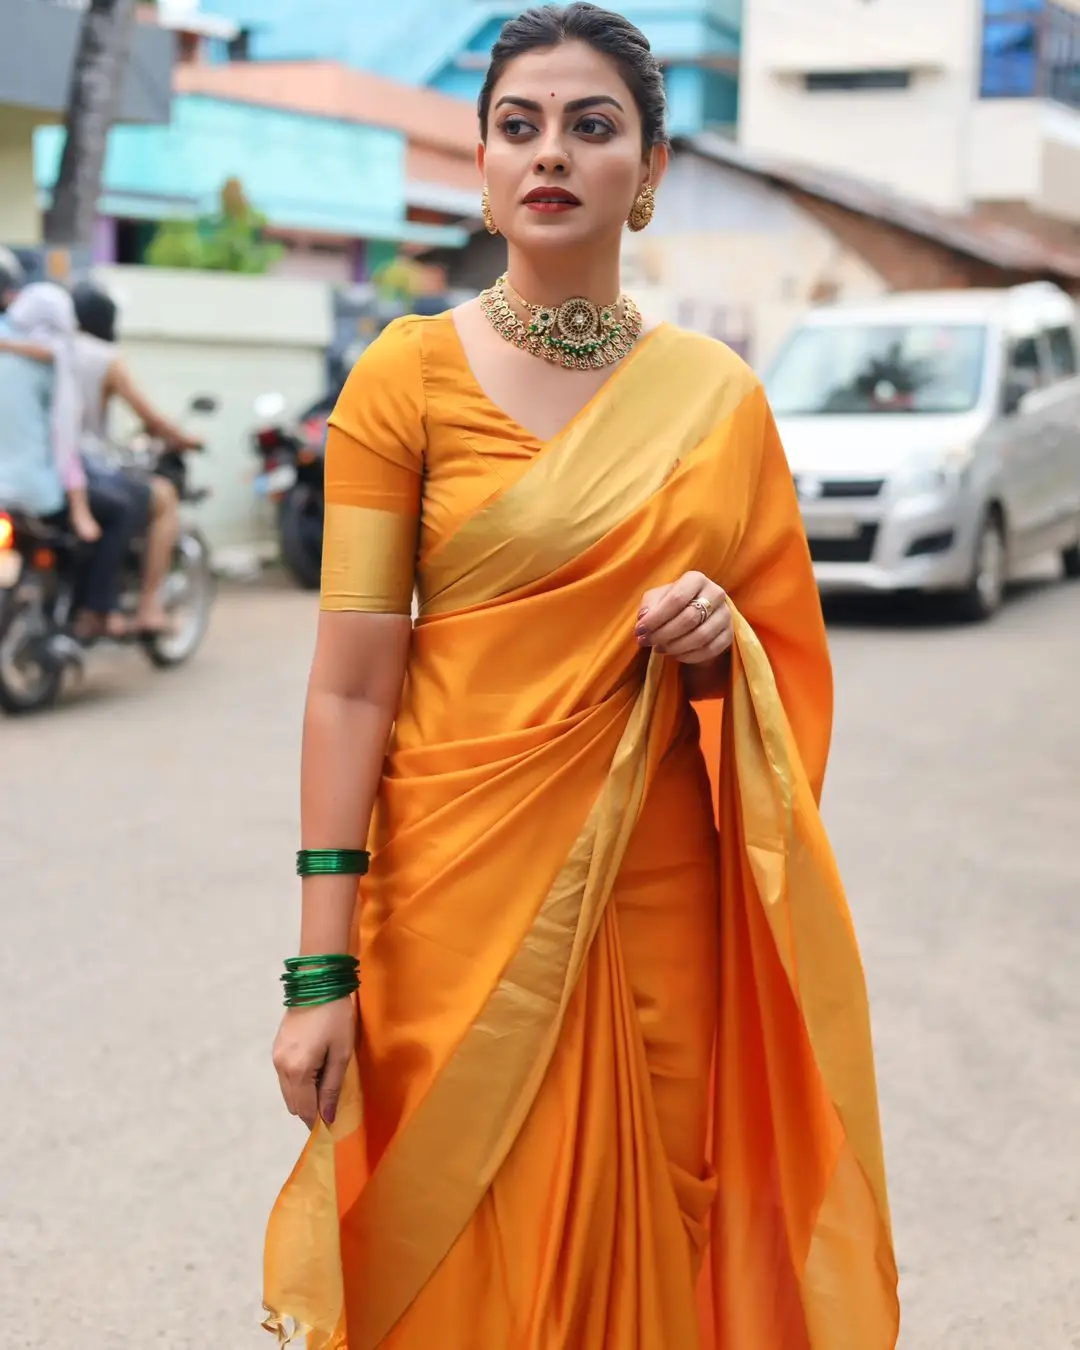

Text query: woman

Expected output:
[265,6,899,1348]
[0,283,138,641]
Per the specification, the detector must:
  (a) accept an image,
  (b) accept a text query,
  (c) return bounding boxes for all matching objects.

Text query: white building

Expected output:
[739,0,1080,226]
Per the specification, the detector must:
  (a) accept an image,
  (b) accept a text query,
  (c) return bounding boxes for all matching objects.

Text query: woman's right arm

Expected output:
[297,610,411,958]
[273,317,426,1131]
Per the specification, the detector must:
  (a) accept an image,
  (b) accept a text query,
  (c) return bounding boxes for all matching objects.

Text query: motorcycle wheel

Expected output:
[279,485,323,591]
[144,529,215,669]
[0,590,65,714]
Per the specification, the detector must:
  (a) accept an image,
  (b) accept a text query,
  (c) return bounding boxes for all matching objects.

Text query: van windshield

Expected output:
[766,321,988,415]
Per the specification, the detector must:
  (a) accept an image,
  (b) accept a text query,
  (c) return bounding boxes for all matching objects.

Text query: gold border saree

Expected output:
[264,326,899,1350]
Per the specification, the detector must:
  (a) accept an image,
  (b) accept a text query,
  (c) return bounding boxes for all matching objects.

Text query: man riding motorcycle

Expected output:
[70,281,202,636]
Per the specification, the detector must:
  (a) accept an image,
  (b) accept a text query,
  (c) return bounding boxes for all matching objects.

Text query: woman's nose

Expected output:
[533,146,569,176]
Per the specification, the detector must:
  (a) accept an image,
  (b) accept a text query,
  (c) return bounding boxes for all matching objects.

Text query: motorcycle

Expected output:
[0,395,219,715]
[251,391,332,591]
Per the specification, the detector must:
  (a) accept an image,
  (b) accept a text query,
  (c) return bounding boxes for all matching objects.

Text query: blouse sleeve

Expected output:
[320,316,426,615]
[723,382,834,802]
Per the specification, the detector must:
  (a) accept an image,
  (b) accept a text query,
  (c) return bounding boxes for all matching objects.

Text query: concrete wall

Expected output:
[969,100,1080,225]
[623,154,885,370]
[93,266,333,557]
[739,0,1080,221]
[739,0,981,212]
[0,106,43,245]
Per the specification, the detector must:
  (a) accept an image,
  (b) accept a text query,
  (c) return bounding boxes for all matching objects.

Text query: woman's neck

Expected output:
[504,247,622,307]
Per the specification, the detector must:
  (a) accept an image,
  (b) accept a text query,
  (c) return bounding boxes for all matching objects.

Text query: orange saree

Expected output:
[263,314,899,1349]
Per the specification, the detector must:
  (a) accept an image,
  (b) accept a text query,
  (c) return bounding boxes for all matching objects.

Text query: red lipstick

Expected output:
[522,185,581,213]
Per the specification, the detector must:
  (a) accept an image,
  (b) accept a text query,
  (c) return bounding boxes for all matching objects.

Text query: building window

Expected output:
[1045,325,1079,379]
[803,70,912,92]
[980,1,1080,109]
[227,28,252,61]
[1044,4,1080,108]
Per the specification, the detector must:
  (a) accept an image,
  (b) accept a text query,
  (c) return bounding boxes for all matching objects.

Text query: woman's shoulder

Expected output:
[655,323,761,388]
[334,313,454,437]
[359,310,456,354]
[344,311,459,394]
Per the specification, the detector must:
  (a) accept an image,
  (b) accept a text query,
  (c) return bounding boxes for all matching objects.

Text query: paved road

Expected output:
[2,573,1079,1349]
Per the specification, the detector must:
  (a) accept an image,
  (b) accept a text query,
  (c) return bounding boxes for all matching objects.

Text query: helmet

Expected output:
[71,279,119,344]
[0,245,25,309]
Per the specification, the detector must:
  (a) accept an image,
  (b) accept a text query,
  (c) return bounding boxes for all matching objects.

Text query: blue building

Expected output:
[206,0,742,136]
[31,1,742,280]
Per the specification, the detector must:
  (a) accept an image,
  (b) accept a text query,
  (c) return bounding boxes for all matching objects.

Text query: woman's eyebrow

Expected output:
[493,94,625,113]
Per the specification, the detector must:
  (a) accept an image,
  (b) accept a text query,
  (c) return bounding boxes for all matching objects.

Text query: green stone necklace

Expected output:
[480,273,643,370]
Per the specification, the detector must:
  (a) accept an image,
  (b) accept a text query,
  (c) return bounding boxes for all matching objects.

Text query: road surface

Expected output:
[2,573,1078,1348]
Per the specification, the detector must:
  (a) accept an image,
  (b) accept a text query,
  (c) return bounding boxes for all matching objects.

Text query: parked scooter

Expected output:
[251,391,331,590]
[0,395,219,714]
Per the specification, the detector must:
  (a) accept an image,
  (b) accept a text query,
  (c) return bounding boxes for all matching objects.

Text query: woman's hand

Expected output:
[636,570,733,664]
[69,501,102,544]
[272,996,357,1129]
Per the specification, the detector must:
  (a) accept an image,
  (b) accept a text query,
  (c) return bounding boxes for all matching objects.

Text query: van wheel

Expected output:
[954,508,1007,622]
[1062,541,1080,579]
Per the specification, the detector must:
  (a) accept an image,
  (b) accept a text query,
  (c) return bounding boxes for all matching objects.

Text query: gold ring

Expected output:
[689,596,713,627]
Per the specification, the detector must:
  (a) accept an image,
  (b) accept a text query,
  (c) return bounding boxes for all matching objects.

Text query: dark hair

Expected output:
[71,280,118,344]
[478,2,668,153]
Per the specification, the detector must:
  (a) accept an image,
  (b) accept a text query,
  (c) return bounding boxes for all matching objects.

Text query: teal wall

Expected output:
[35,95,409,239]
[207,0,741,134]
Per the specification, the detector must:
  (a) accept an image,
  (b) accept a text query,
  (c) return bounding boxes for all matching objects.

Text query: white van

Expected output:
[765,283,1080,618]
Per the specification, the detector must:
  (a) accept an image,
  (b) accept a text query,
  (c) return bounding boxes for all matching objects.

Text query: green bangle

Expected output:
[281,952,360,1009]
[296,848,370,878]
[283,954,358,970]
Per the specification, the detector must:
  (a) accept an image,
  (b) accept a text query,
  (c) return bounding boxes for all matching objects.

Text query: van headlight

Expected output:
[893,446,973,499]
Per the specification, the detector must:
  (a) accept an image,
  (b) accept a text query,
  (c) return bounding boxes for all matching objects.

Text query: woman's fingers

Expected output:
[272,999,358,1130]
[273,1026,325,1128]
[646,586,729,653]
[663,608,734,661]
[317,1047,351,1127]
[636,571,706,641]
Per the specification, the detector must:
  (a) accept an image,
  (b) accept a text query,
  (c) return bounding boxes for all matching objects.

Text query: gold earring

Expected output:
[481,185,498,235]
[628,182,655,233]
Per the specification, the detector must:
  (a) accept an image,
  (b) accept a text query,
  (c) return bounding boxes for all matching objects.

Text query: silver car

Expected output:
[766,283,1080,619]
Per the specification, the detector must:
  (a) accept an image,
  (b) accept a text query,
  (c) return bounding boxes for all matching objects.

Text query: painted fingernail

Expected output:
[635,626,648,640]
[638,607,649,619]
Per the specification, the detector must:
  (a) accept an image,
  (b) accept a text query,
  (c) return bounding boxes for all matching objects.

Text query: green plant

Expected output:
[372,255,424,303]
[144,177,285,274]
[144,219,205,269]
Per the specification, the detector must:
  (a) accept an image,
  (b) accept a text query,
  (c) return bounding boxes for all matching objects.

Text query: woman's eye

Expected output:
[501,116,535,137]
[577,116,614,137]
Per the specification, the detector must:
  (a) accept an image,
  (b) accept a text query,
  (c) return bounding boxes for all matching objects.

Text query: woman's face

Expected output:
[479,41,666,257]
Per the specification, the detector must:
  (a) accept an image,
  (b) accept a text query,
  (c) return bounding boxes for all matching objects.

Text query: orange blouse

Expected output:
[321,313,555,616]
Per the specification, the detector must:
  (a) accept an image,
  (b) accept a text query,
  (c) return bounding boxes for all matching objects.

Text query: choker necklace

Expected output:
[480,273,643,370]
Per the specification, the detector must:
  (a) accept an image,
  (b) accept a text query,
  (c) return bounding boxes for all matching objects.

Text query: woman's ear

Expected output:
[476,141,487,178]
[647,142,669,189]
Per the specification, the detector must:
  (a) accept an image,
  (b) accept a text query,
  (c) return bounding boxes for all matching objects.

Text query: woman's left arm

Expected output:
[716,383,833,799]
[636,382,832,800]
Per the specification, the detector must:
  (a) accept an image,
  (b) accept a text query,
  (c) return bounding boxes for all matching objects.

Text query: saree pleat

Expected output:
[264,318,899,1349]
